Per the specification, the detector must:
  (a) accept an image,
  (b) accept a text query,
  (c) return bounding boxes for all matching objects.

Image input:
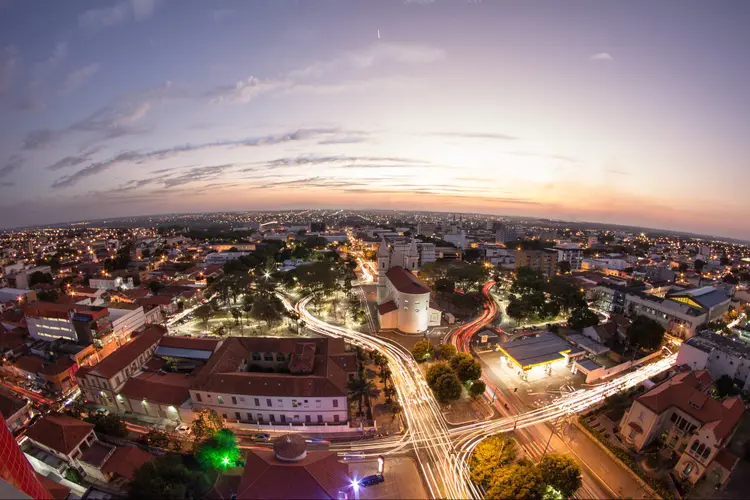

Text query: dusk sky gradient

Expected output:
[1,0,749,238]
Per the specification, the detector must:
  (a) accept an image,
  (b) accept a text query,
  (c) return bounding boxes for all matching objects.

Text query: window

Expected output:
[292,400,300,407]
[264,353,273,361]
[276,353,286,362]
[196,393,202,402]
[333,400,339,408]
[222,413,228,420]
[317,415,323,423]
[315,400,322,408]
[255,398,260,406]
[231,396,237,405]
[702,447,711,460]
[258,414,263,422]
[280,415,286,423]
[266,398,272,407]
[270,414,275,422]
[217,396,224,404]
[334,415,340,423]
[247,413,253,421]
[252,352,261,361]
[235,412,241,421]
[305,415,311,423]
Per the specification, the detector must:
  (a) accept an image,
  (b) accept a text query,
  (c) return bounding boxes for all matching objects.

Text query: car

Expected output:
[343,452,364,461]
[175,424,191,434]
[95,408,110,416]
[359,474,385,487]
[252,433,271,442]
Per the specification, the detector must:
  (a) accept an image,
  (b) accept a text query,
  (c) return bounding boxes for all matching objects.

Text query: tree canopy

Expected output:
[190,408,224,441]
[437,343,457,360]
[538,454,583,498]
[433,372,462,402]
[425,361,454,387]
[468,435,518,487]
[196,429,241,470]
[567,306,599,331]
[486,463,546,500]
[626,315,666,350]
[412,339,434,362]
[450,353,482,382]
[128,455,213,500]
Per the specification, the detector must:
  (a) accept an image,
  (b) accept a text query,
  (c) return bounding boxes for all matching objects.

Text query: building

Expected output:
[0,413,54,500]
[0,390,33,433]
[6,266,52,290]
[417,223,436,237]
[497,332,575,379]
[623,290,708,340]
[211,434,350,500]
[88,277,125,291]
[204,252,251,265]
[0,288,37,305]
[108,305,146,341]
[666,287,731,322]
[376,237,441,334]
[77,325,166,410]
[480,245,515,268]
[551,243,583,271]
[515,249,558,277]
[618,370,744,486]
[677,331,750,392]
[24,303,112,345]
[189,337,357,425]
[493,223,518,244]
[443,230,468,249]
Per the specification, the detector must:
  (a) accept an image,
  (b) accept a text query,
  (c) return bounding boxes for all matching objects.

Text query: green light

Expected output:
[222,456,230,466]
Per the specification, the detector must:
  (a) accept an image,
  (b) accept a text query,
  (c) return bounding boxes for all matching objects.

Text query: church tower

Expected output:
[377,235,390,304]
[405,237,419,271]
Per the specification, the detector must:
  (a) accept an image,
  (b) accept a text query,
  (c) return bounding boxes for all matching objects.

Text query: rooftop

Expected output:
[80,441,114,468]
[77,325,165,379]
[25,414,94,456]
[0,389,28,419]
[119,370,193,406]
[637,370,745,442]
[386,266,431,295]
[100,445,153,481]
[498,332,573,369]
[684,330,750,359]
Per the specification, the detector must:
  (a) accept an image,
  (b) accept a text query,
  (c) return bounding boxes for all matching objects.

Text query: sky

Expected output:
[1,0,749,238]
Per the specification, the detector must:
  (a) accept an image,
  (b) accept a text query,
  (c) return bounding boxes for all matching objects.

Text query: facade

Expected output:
[551,243,583,271]
[677,331,750,392]
[77,325,166,410]
[88,277,123,291]
[619,370,744,486]
[189,337,357,425]
[204,252,251,265]
[666,287,731,322]
[0,390,33,433]
[24,303,111,344]
[376,237,441,334]
[108,306,146,340]
[623,291,708,340]
[494,223,518,244]
[481,245,515,268]
[515,249,558,277]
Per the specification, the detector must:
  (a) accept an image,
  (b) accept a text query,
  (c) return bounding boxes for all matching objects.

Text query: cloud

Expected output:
[79,0,158,30]
[22,129,63,150]
[590,52,613,61]
[51,128,341,188]
[0,45,18,95]
[208,77,290,104]
[34,42,68,77]
[260,155,427,168]
[0,155,23,179]
[45,147,103,171]
[318,136,368,145]
[59,63,100,94]
[432,131,518,140]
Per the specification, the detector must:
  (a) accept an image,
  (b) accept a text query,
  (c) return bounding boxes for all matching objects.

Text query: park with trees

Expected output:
[414,342,486,403]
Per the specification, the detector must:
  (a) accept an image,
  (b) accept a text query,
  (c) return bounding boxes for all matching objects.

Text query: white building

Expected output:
[677,331,750,392]
[378,237,436,268]
[204,252,251,265]
[551,243,583,271]
[24,302,112,344]
[108,306,146,341]
[89,277,124,291]
[189,337,356,425]
[376,237,441,334]
[443,230,468,249]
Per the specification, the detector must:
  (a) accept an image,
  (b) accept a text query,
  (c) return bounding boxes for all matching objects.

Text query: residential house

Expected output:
[0,390,33,432]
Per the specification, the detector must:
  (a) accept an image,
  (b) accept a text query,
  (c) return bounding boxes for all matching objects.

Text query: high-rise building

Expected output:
[0,414,53,499]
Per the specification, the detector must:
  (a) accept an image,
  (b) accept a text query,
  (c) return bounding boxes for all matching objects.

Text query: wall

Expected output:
[676,343,710,372]
[581,350,663,383]
[27,317,77,343]
[110,307,146,339]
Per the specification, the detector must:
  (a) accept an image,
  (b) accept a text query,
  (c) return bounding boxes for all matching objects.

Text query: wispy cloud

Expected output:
[432,131,518,140]
[59,63,100,94]
[45,147,103,171]
[51,128,341,188]
[0,45,18,95]
[589,52,613,61]
[79,0,158,30]
[0,155,23,179]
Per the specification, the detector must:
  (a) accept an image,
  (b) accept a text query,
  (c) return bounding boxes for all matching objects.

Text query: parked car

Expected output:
[175,424,191,435]
[95,407,110,416]
[252,432,271,442]
[360,474,385,487]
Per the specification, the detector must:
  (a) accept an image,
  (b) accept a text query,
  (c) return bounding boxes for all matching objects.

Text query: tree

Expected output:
[469,380,486,399]
[87,413,127,438]
[468,435,518,487]
[148,281,165,295]
[348,376,374,416]
[196,429,241,470]
[425,361,454,388]
[506,297,530,326]
[538,454,582,499]
[230,307,242,325]
[128,455,213,500]
[433,372,462,402]
[145,429,171,449]
[438,343,457,360]
[250,294,285,327]
[435,278,455,298]
[678,262,689,273]
[194,304,212,330]
[714,374,739,398]
[567,306,599,331]
[37,289,59,302]
[626,315,666,350]
[190,408,224,442]
[411,339,433,362]
[28,271,53,286]
[694,259,706,274]
[556,261,571,275]
[486,463,546,500]
[450,353,482,382]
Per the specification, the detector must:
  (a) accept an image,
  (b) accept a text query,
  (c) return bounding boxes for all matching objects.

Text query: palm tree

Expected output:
[379,366,392,388]
[390,401,403,420]
[383,386,396,404]
[347,377,374,416]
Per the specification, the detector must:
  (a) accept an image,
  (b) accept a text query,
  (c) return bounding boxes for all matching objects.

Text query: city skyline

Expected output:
[2,0,750,238]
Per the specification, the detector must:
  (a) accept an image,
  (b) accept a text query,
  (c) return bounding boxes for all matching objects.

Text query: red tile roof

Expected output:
[82,325,165,379]
[0,389,27,419]
[119,371,192,406]
[25,414,94,456]
[35,472,71,500]
[136,296,175,306]
[385,266,431,295]
[13,355,45,374]
[0,329,28,351]
[378,300,397,315]
[637,371,745,442]
[159,335,220,351]
[713,449,740,471]
[236,449,349,499]
[101,445,153,480]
